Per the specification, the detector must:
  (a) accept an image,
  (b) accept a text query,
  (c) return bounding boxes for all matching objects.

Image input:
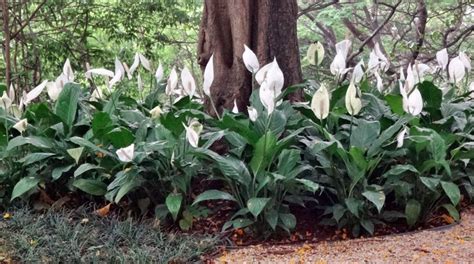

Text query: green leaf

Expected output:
[106,127,135,148]
[350,120,380,149]
[333,204,346,222]
[360,219,374,235]
[192,190,237,205]
[247,197,271,218]
[92,112,114,139]
[362,190,385,213]
[383,165,419,179]
[11,177,40,201]
[115,179,141,203]
[441,204,460,221]
[420,177,440,192]
[385,94,404,115]
[295,179,319,193]
[7,136,53,151]
[67,147,84,164]
[405,199,421,227]
[52,165,73,181]
[418,81,442,113]
[250,131,277,174]
[69,137,113,156]
[367,116,412,157]
[345,198,361,218]
[277,149,300,176]
[166,193,183,221]
[54,83,81,129]
[279,213,297,230]
[18,153,55,166]
[73,179,107,196]
[74,163,102,177]
[441,181,461,206]
[266,210,278,230]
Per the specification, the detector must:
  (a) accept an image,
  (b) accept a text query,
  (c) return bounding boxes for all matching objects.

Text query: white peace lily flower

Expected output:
[330,52,347,77]
[138,53,152,72]
[137,74,143,91]
[155,63,164,84]
[85,68,115,79]
[311,84,330,120]
[247,106,258,122]
[24,80,48,105]
[123,63,133,80]
[90,88,103,102]
[396,127,408,148]
[8,84,15,103]
[374,71,384,93]
[243,44,260,73]
[181,66,196,97]
[400,82,423,116]
[166,67,178,96]
[46,81,61,101]
[13,118,28,133]
[352,60,365,84]
[109,58,125,87]
[459,51,471,72]
[345,81,362,116]
[399,67,405,81]
[436,48,449,71]
[203,54,214,97]
[232,100,239,114]
[259,81,275,115]
[63,58,74,82]
[116,144,135,163]
[265,58,284,100]
[307,42,325,66]
[129,53,140,76]
[335,39,351,59]
[183,120,202,148]
[412,63,431,83]
[448,56,466,83]
[0,91,12,110]
[150,105,162,119]
[255,62,273,85]
[375,43,389,72]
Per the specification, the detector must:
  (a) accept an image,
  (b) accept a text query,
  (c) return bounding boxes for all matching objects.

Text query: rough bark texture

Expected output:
[198,0,302,114]
[1,0,11,88]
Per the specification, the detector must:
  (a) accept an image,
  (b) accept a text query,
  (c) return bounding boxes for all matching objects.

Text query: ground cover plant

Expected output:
[0,39,472,240]
[0,206,219,263]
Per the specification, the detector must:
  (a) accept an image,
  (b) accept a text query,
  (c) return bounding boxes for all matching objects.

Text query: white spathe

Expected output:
[183,120,203,148]
[13,118,28,133]
[181,66,196,97]
[436,48,449,71]
[247,106,258,122]
[352,60,365,84]
[310,84,330,120]
[448,56,466,83]
[203,54,214,97]
[150,105,162,119]
[24,80,48,105]
[0,91,12,110]
[155,63,164,84]
[307,42,325,66]
[345,81,362,116]
[243,44,260,73]
[396,127,408,148]
[166,67,178,96]
[232,100,239,114]
[116,144,135,163]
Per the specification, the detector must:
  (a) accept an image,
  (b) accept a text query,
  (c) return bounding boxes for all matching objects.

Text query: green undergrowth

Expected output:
[0,206,220,263]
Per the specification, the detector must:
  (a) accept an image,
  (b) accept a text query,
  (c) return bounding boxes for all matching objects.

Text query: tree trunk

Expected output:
[1,0,11,88]
[197,0,302,114]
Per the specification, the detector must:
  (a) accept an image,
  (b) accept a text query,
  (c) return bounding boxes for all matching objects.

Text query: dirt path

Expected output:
[216,207,474,263]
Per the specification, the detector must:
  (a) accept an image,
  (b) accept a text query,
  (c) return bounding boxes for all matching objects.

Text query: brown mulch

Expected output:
[213,207,474,263]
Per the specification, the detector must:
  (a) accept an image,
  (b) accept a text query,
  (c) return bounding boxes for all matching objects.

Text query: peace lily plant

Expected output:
[0,42,472,236]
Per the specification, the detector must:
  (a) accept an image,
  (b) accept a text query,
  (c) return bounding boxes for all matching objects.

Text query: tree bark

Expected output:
[197,0,302,114]
[1,0,11,88]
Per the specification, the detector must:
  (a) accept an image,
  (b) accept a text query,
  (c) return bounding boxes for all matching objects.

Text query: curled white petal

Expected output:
[243,44,260,73]
[13,118,28,133]
[25,80,48,105]
[311,84,330,120]
[436,48,449,71]
[181,66,196,97]
[396,127,408,148]
[255,62,272,85]
[138,53,151,72]
[129,53,140,76]
[232,100,239,114]
[448,57,466,83]
[247,106,258,122]
[0,91,12,110]
[63,59,74,82]
[155,63,164,84]
[166,67,178,96]
[203,54,214,97]
[352,60,365,84]
[116,144,135,163]
[459,51,471,72]
[86,68,115,78]
[345,82,362,115]
[150,105,162,119]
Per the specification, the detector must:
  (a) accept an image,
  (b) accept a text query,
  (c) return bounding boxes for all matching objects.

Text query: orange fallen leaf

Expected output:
[441,214,455,224]
[3,213,11,220]
[95,203,111,217]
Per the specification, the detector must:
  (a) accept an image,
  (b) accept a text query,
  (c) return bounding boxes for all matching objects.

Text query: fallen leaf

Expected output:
[3,213,11,220]
[95,203,111,217]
